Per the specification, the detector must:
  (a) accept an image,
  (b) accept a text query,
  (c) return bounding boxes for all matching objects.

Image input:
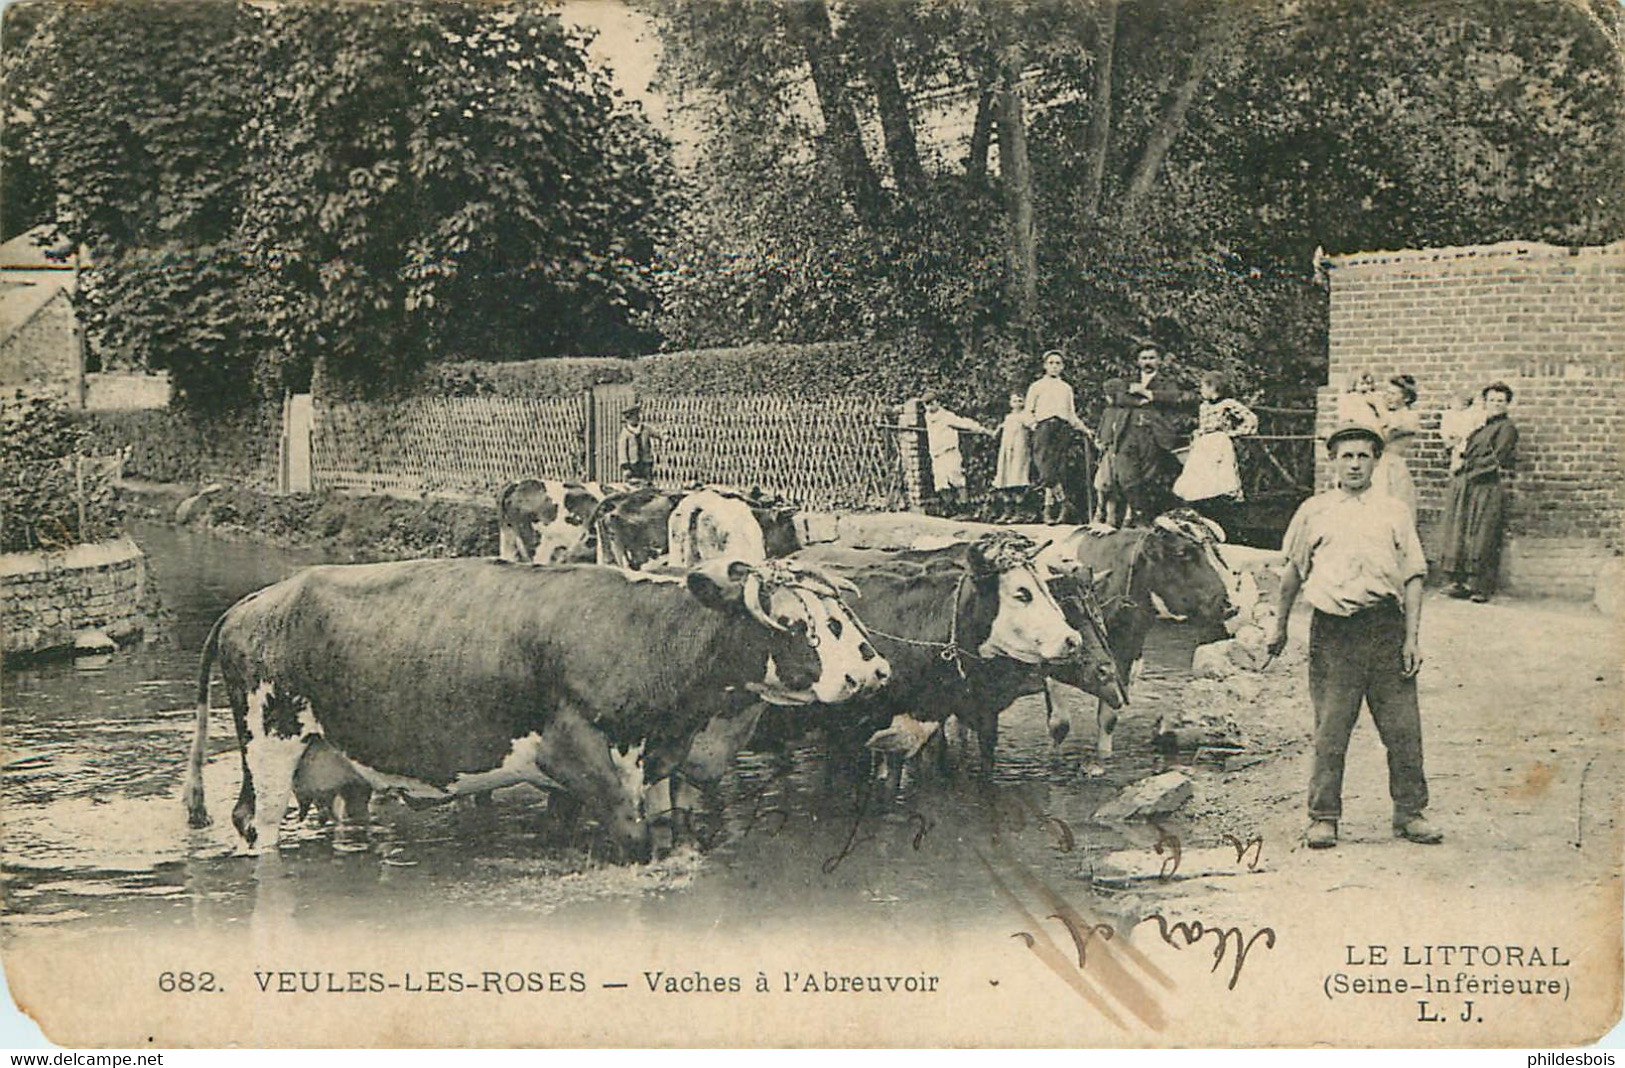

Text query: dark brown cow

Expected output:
[792,539,1124,784]
[1038,510,1236,763]
[183,558,891,863]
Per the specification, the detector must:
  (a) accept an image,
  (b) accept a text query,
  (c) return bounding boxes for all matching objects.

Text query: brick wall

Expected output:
[0,537,146,658]
[1321,239,1625,600]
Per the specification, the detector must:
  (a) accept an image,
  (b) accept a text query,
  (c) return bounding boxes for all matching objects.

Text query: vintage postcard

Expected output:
[2,0,1621,1049]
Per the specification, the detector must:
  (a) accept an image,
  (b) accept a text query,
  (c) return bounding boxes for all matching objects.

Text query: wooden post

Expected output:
[75,454,86,540]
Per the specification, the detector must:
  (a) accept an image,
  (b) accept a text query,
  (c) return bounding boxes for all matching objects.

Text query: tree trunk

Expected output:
[1082,0,1118,219]
[996,50,1037,342]
[866,42,926,200]
[966,67,996,185]
[1121,33,1221,223]
[795,0,884,224]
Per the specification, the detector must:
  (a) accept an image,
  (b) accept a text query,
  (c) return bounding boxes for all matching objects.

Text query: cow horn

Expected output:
[742,571,788,632]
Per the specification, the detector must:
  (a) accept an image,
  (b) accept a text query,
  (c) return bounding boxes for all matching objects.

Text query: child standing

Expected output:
[1173,371,1258,503]
[993,391,1033,493]
[922,391,994,506]
[617,404,658,482]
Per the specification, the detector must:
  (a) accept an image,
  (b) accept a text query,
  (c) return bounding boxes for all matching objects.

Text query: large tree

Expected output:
[644,0,1625,406]
[3,0,678,409]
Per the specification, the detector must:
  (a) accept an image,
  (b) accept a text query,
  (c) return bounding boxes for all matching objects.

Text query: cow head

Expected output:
[1042,563,1127,709]
[686,558,891,706]
[605,742,652,863]
[1142,511,1236,622]
[961,532,1082,665]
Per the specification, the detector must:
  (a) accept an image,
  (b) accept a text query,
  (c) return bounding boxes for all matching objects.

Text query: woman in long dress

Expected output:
[1372,373,1420,514]
[1439,382,1519,602]
[1173,371,1258,502]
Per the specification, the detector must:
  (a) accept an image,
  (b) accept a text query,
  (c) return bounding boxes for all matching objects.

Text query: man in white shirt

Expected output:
[1268,423,1441,850]
[1024,350,1090,522]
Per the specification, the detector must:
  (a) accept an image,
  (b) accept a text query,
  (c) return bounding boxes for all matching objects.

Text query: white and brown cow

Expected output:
[183,557,890,863]
[497,479,623,565]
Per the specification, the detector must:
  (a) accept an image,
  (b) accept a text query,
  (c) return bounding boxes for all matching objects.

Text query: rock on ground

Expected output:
[1094,771,1193,821]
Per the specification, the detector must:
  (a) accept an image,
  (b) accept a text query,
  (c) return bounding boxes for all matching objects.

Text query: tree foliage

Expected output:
[3,0,678,410]
[644,0,1625,411]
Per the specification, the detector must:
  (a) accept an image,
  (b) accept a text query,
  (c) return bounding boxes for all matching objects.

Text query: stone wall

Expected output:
[1,537,147,658]
[1321,240,1625,599]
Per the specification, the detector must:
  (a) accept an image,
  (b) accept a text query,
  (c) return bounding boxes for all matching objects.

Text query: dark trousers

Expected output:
[1307,603,1428,824]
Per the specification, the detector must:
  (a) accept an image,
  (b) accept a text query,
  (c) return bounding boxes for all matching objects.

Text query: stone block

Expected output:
[73,629,116,655]
[796,511,840,547]
[1190,640,1239,680]
[1093,771,1193,821]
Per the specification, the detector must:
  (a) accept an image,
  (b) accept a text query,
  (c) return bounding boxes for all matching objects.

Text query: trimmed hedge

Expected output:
[431,357,631,398]
[78,406,280,488]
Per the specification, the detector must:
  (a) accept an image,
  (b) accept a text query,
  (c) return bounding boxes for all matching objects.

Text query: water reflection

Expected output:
[3,520,1205,935]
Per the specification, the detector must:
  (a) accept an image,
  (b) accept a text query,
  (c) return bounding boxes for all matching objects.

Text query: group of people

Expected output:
[1335,372,1521,602]
[923,345,1259,526]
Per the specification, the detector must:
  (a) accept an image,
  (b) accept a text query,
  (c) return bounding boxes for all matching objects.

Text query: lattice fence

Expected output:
[314,395,587,498]
[643,394,907,510]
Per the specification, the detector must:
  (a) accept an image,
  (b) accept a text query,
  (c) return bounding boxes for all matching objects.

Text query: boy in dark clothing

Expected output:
[617,405,657,482]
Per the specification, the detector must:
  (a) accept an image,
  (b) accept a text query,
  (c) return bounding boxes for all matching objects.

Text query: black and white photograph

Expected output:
[1,0,1621,1049]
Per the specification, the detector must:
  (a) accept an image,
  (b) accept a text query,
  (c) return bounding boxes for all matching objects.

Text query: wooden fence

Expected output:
[645,394,908,510]
[313,395,588,499]
[311,391,911,509]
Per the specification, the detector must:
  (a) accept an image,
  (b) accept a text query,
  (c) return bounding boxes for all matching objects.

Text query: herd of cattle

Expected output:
[183,479,1237,863]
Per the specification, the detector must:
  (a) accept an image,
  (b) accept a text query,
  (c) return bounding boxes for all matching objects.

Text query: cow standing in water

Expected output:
[791,537,1125,787]
[184,557,890,863]
[497,479,621,564]
[595,485,800,571]
[1038,511,1236,768]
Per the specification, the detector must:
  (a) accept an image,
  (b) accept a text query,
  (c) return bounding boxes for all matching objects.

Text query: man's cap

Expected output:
[623,404,641,418]
[1324,423,1385,455]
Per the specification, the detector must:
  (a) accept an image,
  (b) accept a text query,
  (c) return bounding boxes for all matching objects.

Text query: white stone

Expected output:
[1093,771,1193,821]
[72,629,116,655]
[796,511,840,546]
[1190,640,1239,679]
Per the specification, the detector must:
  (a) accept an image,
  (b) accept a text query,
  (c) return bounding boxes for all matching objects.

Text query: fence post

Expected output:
[898,399,932,511]
[75,454,86,539]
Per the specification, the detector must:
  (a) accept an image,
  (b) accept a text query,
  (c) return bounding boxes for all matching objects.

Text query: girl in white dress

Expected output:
[1174,371,1258,502]
[993,391,1033,491]
[1372,373,1420,514]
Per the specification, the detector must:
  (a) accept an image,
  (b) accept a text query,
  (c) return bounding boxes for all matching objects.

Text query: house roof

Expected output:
[0,225,78,270]
[0,276,71,348]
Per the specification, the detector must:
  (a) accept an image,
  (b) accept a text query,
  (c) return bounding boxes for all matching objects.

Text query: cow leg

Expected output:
[1044,678,1071,745]
[544,790,584,846]
[534,716,651,864]
[977,717,999,778]
[681,702,767,788]
[243,734,305,853]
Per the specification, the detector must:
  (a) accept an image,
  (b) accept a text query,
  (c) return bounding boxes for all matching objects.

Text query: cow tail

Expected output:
[183,610,228,828]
